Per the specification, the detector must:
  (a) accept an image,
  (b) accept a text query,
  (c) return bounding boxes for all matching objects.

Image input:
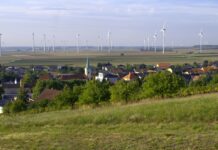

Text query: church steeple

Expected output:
[85,57,92,80]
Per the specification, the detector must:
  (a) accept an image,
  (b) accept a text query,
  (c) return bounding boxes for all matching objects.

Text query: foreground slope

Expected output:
[0,94,218,149]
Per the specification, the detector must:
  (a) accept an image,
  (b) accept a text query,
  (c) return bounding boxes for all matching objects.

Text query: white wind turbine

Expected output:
[76,34,80,54]
[43,34,47,53]
[0,33,2,57]
[147,36,150,51]
[108,31,112,54]
[52,35,55,53]
[32,32,35,53]
[198,30,204,53]
[160,23,167,54]
[153,33,157,53]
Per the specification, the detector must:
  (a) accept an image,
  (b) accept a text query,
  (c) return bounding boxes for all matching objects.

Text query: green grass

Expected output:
[0,93,218,149]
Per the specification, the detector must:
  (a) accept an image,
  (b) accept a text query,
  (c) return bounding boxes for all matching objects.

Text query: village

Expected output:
[0,58,217,113]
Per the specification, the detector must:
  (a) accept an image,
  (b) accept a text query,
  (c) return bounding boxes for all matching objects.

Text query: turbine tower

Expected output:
[108,31,112,54]
[0,34,2,57]
[160,24,167,54]
[143,38,146,51]
[43,34,47,53]
[198,30,204,53]
[32,32,35,53]
[77,34,80,54]
[52,35,55,53]
[147,36,150,51]
[153,33,157,53]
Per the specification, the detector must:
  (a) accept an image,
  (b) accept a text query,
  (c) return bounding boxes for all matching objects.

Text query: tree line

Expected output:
[4,71,218,114]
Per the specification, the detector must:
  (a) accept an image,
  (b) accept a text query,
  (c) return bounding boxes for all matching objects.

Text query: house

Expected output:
[36,89,61,101]
[123,72,138,81]
[39,73,54,81]
[32,65,45,72]
[95,71,119,84]
[156,63,172,71]
[58,74,87,81]
[1,81,20,106]
[102,63,113,71]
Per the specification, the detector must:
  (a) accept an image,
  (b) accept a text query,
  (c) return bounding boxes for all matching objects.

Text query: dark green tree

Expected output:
[79,80,110,105]
[142,72,186,98]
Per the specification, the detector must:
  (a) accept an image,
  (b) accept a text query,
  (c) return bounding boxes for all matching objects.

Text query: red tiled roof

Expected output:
[39,73,53,81]
[156,63,172,70]
[36,89,61,101]
[58,74,87,80]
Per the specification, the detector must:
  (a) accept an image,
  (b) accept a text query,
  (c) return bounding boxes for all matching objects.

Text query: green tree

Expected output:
[79,80,110,105]
[32,80,46,99]
[142,72,186,98]
[110,80,141,103]
[54,85,82,109]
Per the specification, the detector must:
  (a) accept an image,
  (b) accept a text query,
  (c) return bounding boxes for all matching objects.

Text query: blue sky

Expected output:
[1,0,218,46]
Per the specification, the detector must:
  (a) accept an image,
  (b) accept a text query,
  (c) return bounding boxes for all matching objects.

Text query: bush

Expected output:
[110,80,141,103]
[4,100,27,114]
[79,80,110,105]
[142,72,186,98]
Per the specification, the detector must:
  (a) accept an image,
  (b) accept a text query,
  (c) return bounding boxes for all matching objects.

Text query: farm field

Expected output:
[0,93,217,149]
[1,50,218,66]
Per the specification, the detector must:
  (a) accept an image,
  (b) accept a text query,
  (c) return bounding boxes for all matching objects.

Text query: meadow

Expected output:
[0,93,217,149]
[1,49,218,66]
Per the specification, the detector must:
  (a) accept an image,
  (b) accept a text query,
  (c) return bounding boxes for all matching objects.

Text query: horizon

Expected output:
[1,0,218,47]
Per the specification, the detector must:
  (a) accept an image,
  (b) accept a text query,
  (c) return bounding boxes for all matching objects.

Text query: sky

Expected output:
[1,0,218,46]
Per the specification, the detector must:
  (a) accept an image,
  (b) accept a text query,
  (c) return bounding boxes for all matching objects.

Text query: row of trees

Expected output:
[5,71,218,114]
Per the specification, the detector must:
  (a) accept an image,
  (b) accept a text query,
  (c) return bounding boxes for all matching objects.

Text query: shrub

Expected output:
[79,80,110,105]
[142,72,186,98]
[110,80,141,103]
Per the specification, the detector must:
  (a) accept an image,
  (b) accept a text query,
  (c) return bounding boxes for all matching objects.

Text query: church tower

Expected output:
[84,57,92,80]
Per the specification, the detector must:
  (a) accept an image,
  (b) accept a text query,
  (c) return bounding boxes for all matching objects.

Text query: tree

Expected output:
[142,72,186,98]
[54,85,82,109]
[32,80,46,99]
[79,80,110,105]
[110,80,141,103]
[21,71,37,87]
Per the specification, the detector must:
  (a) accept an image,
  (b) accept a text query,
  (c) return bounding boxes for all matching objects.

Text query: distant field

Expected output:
[1,49,218,66]
[0,93,218,149]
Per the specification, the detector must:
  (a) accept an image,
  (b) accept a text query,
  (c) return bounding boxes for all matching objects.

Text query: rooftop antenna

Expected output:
[108,31,112,54]
[0,34,2,57]
[32,32,35,53]
[153,33,157,53]
[198,30,204,53]
[160,23,167,54]
[77,34,80,54]
[43,34,46,53]
[52,35,55,53]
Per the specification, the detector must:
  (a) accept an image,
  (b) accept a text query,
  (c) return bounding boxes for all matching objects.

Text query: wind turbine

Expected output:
[0,34,2,57]
[43,34,47,53]
[160,23,167,54]
[52,35,55,53]
[32,32,35,53]
[108,31,112,54]
[198,30,204,53]
[147,36,150,51]
[77,34,80,54]
[153,33,157,53]
[143,38,146,51]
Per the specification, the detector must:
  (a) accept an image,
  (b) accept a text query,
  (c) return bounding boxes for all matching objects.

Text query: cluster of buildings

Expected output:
[0,59,218,113]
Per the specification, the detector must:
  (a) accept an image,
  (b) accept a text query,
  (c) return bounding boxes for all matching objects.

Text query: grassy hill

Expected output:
[0,94,218,149]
